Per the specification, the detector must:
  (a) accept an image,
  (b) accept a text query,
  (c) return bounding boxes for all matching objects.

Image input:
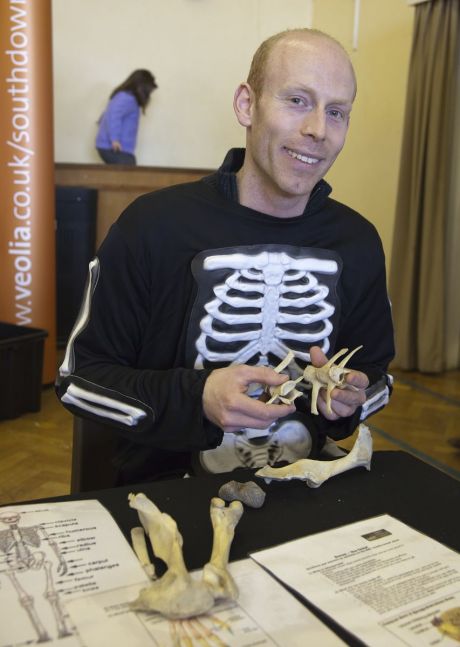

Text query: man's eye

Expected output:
[328,109,344,120]
[289,97,304,105]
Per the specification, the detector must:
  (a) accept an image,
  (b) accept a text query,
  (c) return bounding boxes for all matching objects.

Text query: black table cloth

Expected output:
[31,451,460,569]
[8,450,460,646]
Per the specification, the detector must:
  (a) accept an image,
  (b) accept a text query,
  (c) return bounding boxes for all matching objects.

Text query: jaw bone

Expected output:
[255,424,373,488]
[128,494,243,619]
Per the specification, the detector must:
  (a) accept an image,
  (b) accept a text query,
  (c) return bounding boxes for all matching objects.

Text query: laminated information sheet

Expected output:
[0,499,343,646]
[0,499,148,646]
[251,514,460,646]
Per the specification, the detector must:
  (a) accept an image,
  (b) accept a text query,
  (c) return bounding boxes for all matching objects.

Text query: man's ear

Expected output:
[233,83,254,127]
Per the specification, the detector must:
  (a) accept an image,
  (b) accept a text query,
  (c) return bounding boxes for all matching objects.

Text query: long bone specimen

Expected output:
[255,423,372,488]
[303,345,363,415]
[128,493,243,619]
[202,497,243,600]
[131,526,157,580]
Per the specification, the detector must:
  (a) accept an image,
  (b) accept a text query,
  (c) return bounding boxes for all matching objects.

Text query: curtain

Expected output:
[389,0,460,372]
[445,52,460,369]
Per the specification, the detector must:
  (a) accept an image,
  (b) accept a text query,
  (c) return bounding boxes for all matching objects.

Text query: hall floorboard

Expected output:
[0,367,459,505]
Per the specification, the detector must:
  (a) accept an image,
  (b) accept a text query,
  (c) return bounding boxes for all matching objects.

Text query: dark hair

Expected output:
[110,69,157,112]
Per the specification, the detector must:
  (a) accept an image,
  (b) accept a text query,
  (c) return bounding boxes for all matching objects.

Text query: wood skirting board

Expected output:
[55,162,214,247]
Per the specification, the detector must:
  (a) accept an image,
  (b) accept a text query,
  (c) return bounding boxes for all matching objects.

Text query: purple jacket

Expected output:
[96,90,140,154]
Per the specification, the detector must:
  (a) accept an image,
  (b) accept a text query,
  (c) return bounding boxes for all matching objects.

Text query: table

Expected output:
[18,451,460,646]
[35,450,460,566]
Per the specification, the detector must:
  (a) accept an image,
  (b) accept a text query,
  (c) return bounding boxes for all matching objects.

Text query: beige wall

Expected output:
[52,0,415,265]
[313,0,414,264]
[52,0,313,168]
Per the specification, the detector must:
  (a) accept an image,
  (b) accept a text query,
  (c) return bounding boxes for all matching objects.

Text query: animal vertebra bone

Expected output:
[128,494,243,619]
[260,345,363,414]
[302,345,363,415]
[255,423,372,488]
[260,350,303,405]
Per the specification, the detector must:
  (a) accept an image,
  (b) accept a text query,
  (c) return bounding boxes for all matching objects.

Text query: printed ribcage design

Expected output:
[195,251,338,370]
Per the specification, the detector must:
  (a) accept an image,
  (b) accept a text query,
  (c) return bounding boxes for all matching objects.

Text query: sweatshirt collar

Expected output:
[216,148,332,217]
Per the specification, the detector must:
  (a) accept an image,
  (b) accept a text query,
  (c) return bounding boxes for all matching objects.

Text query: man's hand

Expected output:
[309,346,369,420]
[203,365,296,433]
[111,140,122,151]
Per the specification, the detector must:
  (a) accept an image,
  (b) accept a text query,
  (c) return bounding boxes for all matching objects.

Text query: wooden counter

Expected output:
[55,162,213,247]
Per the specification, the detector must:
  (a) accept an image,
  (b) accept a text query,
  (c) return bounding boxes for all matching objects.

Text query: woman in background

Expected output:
[96,69,157,165]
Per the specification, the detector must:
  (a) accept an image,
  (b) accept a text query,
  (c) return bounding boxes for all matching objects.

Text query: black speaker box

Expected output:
[55,186,97,346]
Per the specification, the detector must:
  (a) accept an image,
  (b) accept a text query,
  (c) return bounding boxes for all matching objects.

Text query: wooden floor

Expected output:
[0,367,459,506]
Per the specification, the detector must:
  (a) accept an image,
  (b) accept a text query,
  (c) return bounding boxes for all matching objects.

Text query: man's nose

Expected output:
[300,109,326,140]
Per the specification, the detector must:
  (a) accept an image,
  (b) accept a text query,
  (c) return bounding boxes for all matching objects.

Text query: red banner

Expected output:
[0,0,56,383]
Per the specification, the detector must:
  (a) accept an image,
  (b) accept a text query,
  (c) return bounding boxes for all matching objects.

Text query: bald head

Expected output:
[247,28,357,101]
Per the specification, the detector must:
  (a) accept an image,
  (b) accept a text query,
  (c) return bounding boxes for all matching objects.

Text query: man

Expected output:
[56,29,394,483]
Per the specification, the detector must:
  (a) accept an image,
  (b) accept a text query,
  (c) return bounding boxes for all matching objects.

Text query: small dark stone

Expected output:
[218,480,266,508]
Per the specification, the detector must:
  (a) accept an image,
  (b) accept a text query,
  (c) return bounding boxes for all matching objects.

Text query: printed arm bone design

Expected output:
[255,423,372,488]
[266,345,363,415]
[128,493,243,619]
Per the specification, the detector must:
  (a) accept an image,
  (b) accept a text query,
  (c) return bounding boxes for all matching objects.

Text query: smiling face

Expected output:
[234,33,356,217]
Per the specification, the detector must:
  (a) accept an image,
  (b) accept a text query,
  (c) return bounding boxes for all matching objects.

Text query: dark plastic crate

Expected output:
[0,322,48,420]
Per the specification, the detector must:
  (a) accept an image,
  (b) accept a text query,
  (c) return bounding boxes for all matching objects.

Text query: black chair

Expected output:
[71,417,119,493]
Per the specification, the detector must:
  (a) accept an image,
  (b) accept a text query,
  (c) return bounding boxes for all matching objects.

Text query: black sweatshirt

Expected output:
[56,149,394,482]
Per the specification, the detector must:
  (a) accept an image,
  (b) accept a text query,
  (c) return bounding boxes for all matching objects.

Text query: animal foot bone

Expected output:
[255,424,372,488]
[128,493,214,618]
[128,494,243,619]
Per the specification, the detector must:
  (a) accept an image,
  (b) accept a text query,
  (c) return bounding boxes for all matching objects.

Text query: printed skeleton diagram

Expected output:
[0,510,73,642]
[167,614,234,646]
